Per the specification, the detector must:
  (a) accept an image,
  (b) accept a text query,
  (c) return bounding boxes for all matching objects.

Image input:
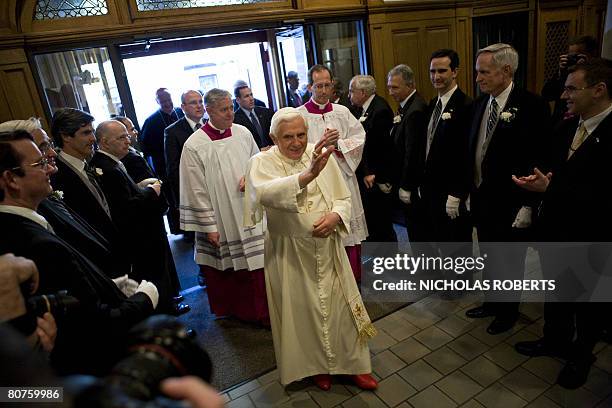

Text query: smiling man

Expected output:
[244,107,377,391]
[420,49,473,253]
[512,58,612,389]
[179,88,267,325]
[297,64,367,282]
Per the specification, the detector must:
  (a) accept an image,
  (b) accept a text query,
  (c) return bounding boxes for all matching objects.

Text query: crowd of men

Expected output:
[0,36,610,394]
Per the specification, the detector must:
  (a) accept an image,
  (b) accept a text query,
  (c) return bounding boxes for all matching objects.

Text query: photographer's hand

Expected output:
[161,376,224,408]
[36,312,57,352]
[0,254,39,321]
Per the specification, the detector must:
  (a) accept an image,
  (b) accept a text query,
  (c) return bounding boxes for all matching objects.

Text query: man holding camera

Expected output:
[0,130,157,375]
[542,36,599,124]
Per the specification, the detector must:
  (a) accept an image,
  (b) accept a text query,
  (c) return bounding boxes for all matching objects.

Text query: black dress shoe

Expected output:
[515,338,569,359]
[173,303,191,316]
[173,295,185,303]
[486,318,516,335]
[557,355,596,389]
[465,305,495,319]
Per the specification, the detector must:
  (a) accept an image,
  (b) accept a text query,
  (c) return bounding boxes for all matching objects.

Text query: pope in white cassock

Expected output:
[180,88,268,325]
[244,107,377,391]
[297,65,368,282]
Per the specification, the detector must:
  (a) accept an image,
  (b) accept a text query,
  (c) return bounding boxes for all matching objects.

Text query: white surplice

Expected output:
[297,102,368,246]
[180,124,264,271]
[244,144,375,385]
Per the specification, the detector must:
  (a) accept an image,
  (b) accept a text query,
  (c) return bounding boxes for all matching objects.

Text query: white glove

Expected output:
[377,183,392,194]
[512,206,532,228]
[137,178,160,188]
[398,188,411,204]
[112,274,140,297]
[136,280,159,309]
[445,195,461,219]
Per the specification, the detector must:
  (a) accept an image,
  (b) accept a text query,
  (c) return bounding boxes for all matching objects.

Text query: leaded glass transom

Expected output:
[136,0,278,12]
[35,0,108,20]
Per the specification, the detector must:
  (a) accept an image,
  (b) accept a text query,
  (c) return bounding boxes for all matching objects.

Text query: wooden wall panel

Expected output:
[0,49,47,127]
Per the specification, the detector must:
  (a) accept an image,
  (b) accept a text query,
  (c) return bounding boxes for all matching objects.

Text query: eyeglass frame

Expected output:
[10,156,51,172]
[562,84,597,94]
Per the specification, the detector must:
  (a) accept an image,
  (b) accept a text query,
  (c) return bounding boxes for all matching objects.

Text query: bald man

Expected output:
[164,90,205,235]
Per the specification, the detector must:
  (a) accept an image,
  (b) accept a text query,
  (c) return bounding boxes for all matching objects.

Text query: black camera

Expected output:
[26,290,79,319]
[565,53,585,69]
[69,315,212,407]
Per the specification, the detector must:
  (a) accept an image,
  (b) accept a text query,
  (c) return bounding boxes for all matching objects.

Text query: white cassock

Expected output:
[180,123,264,271]
[297,101,368,246]
[244,144,375,385]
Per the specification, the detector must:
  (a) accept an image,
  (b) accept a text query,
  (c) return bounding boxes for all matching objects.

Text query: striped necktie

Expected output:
[427,99,443,157]
[486,98,499,140]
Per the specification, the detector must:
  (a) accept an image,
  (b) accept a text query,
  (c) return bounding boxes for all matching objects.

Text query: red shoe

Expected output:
[312,374,332,391]
[350,374,378,390]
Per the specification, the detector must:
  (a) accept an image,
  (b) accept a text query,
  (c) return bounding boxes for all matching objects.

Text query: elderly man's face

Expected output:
[387,74,413,104]
[9,139,54,205]
[118,117,139,145]
[206,97,234,130]
[31,128,58,175]
[349,82,367,107]
[274,116,308,161]
[475,52,510,97]
[101,122,131,159]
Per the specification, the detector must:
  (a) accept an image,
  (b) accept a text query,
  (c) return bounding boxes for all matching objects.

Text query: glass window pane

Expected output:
[136,0,280,11]
[35,0,108,20]
[317,21,366,96]
[34,48,122,124]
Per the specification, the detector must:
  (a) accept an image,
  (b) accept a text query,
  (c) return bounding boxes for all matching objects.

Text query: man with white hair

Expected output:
[245,107,377,390]
[298,64,367,282]
[349,74,396,242]
[180,88,267,325]
[465,43,550,334]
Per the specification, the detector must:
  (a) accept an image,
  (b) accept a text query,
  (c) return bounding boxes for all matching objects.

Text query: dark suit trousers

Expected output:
[540,247,607,358]
[472,190,527,320]
[360,184,397,242]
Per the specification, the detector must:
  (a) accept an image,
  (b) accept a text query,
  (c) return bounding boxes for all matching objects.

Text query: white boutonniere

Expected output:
[359,115,367,123]
[393,115,402,124]
[50,190,64,200]
[500,107,518,123]
[95,168,104,176]
[441,112,452,120]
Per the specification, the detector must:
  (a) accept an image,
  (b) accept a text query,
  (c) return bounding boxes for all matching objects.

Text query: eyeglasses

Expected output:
[313,82,333,90]
[39,141,56,154]
[562,84,595,94]
[11,157,50,172]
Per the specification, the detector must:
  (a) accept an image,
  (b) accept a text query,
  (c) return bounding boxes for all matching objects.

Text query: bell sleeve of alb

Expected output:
[179,144,217,233]
[336,109,365,173]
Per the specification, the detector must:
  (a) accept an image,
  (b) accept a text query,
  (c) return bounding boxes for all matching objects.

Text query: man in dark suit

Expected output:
[233,83,274,149]
[49,108,129,267]
[115,115,157,183]
[387,64,429,242]
[91,120,186,315]
[513,59,612,388]
[332,79,351,109]
[421,49,473,247]
[0,130,157,375]
[286,71,303,107]
[232,80,267,111]
[465,43,551,334]
[349,74,396,242]
[139,88,184,178]
[164,90,205,235]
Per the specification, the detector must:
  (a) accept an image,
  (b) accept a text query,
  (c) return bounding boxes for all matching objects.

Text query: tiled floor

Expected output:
[219,293,612,407]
